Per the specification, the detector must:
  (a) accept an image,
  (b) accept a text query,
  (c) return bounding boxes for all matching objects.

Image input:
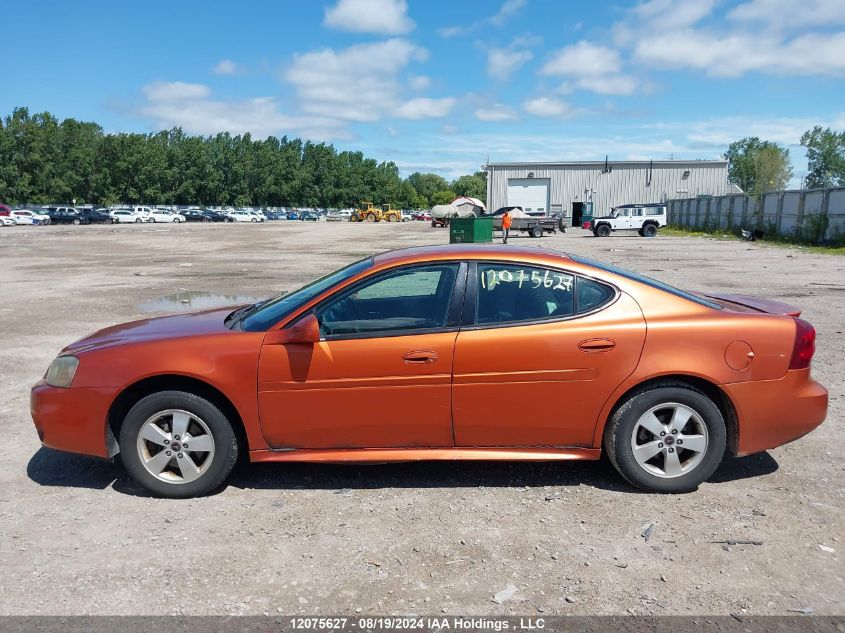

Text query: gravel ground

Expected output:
[0,221,842,616]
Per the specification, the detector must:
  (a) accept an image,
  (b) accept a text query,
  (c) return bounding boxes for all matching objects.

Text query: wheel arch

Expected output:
[596,374,739,456]
[107,374,248,457]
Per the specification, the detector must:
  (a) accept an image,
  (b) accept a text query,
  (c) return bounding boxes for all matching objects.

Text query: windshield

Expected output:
[571,255,722,310]
[240,257,373,331]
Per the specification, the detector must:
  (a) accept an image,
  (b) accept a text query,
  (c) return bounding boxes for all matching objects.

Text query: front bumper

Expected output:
[30,380,119,459]
[723,368,828,456]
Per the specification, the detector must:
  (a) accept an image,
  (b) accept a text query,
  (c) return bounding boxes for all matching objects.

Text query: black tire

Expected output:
[119,390,239,498]
[531,225,543,238]
[135,218,142,223]
[72,218,81,225]
[642,223,658,238]
[604,383,726,493]
[203,217,211,222]
[595,223,611,237]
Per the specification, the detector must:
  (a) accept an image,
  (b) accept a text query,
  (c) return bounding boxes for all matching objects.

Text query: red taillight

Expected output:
[789,318,816,369]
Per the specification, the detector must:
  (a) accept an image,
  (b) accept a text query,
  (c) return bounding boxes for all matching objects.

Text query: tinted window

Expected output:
[241,257,373,331]
[318,264,459,337]
[476,264,574,325]
[577,277,615,313]
[645,207,665,215]
[570,255,722,310]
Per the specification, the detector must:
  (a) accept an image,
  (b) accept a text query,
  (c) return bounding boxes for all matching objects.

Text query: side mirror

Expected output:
[268,313,320,345]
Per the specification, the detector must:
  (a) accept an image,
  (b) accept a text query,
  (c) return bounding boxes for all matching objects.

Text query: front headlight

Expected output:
[45,356,79,388]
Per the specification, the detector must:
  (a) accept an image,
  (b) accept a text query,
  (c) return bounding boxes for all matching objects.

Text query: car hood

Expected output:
[62,306,240,354]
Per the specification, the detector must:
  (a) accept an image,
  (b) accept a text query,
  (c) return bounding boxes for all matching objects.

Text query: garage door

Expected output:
[507,178,550,215]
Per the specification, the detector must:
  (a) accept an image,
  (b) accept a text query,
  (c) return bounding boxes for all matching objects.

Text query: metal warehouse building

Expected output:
[485,159,734,226]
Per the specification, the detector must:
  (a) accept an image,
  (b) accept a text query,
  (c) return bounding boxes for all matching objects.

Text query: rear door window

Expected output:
[476,264,575,325]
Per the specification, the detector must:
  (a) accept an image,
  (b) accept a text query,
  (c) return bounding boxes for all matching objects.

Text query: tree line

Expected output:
[0,107,487,208]
[723,127,845,196]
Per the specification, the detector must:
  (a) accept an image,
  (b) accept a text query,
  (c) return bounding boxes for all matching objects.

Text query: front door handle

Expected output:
[402,350,439,364]
[578,338,616,352]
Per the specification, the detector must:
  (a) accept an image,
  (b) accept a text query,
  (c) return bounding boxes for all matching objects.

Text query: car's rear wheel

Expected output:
[72,218,81,225]
[595,223,611,237]
[604,384,726,493]
[643,223,658,237]
[119,391,238,498]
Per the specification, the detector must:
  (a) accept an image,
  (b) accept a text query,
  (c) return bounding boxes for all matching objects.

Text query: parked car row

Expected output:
[2,203,441,228]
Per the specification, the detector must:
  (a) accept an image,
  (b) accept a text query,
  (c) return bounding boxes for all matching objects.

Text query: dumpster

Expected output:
[449,217,493,244]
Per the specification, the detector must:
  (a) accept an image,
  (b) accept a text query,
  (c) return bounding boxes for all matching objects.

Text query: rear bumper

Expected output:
[30,380,118,459]
[723,368,828,456]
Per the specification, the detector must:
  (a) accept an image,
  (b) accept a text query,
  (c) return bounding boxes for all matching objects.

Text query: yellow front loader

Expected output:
[349,202,401,222]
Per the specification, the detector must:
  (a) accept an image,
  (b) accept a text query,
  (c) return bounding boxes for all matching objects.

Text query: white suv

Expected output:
[591,204,667,238]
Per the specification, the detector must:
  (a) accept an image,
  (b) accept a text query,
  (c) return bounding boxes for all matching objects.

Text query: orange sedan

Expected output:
[30,245,827,497]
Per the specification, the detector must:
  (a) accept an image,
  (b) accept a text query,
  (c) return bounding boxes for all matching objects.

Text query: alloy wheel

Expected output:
[136,409,216,484]
[630,403,708,478]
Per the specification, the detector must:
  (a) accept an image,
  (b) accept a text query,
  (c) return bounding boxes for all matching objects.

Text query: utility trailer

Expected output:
[485,207,564,238]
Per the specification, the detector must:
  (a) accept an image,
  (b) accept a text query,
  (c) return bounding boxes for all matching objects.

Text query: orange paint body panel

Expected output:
[258,332,457,448]
[723,368,827,456]
[452,292,646,447]
[29,244,828,474]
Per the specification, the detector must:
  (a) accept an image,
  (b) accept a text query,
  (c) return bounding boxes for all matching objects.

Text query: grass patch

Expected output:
[662,226,845,256]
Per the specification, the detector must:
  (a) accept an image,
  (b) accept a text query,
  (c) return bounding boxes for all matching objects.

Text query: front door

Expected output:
[452,262,646,447]
[258,262,464,449]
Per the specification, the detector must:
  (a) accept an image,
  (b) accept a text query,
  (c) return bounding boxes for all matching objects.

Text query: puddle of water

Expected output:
[140,290,265,313]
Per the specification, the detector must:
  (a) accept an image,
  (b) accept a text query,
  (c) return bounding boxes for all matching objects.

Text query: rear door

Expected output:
[452,262,647,447]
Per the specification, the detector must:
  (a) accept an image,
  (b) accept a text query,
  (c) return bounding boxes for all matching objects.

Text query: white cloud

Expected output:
[408,74,431,90]
[574,75,638,95]
[615,0,845,77]
[489,0,527,26]
[212,59,238,75]
[143,81,211,102]
[139,82,346,139]
[487,48,533,79]
[541,41,621,77]
[323,0,414,34]
[633,30,845,77]
[437,25,463,38]
[628,0,717,32]
[540,41,639,94]
[394,97,456,119]
[439,0,526,38]
[475,104,518,122]
[285,39,429,122]
[522,97,578,118]
[728,0,845,29]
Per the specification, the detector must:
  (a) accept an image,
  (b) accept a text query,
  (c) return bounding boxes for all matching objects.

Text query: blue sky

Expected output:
[3,0,844,184]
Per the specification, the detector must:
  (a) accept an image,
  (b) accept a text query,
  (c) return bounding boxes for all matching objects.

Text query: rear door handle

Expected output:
[578,338,616,352]
[402,350,439,364]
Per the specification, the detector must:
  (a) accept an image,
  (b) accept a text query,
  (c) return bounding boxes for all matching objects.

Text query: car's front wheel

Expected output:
[119,391,238,498]
[604,384,726,493]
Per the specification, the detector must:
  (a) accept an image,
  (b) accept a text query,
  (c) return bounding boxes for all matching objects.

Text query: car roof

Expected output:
[373,244,571,267]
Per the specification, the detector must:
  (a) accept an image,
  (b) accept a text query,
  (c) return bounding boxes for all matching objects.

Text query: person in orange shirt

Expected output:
[501,209,513,244]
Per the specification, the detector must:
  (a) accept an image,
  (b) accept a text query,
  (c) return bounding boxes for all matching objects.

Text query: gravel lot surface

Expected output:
[0,221,842,616]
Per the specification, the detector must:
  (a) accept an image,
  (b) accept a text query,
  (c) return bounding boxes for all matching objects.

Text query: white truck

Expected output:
[590,203,667,238]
